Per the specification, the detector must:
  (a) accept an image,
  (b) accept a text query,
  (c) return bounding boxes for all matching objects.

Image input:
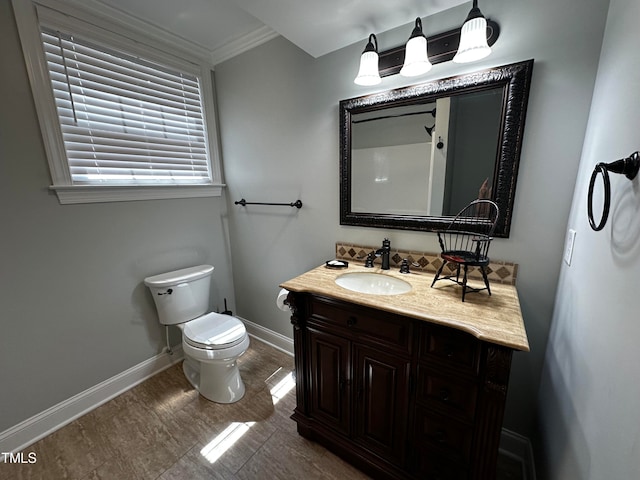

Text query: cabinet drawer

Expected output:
[420,324,480,375]
[308,296,412,351]
[417,366,478,421]
[414,408,473,462]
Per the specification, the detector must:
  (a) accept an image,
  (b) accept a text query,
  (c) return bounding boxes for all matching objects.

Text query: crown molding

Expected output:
[211,25,280,66]
[33,0,278,67]
[35,0,212,61]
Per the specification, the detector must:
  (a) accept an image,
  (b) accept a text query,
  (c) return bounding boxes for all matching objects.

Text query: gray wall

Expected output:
[215,0,610,442]
[537,0,640,478]
[0,1,236,433]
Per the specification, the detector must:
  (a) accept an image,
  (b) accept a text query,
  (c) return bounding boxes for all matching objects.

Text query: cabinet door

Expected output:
[308,328,351,435]
[352,343,410,464]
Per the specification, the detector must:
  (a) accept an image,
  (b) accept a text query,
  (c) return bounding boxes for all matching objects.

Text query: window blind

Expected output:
[40,27,212,185]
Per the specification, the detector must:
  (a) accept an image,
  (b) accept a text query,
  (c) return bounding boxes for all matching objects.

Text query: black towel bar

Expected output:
[235,198,303,209]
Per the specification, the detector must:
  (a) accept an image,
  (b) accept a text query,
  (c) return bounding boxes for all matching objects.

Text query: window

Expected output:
[42,28,211,186]
[12,0,224,203]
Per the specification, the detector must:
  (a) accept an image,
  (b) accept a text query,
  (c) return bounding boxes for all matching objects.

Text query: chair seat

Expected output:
[442,251,489,266]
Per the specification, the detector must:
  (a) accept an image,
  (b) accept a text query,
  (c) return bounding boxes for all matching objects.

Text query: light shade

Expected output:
[354,34,381,85]
[453,1,492,63]
[400,18,432,77]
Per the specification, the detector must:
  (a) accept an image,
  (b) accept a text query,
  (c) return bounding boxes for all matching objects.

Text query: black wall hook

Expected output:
[587,151,640,231]
[424,125,435,137]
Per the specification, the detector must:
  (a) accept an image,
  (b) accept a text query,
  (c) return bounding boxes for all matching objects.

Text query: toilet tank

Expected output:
[144,265,214,325]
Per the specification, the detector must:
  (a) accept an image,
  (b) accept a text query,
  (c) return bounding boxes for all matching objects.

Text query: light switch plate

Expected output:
[564,229,576,266]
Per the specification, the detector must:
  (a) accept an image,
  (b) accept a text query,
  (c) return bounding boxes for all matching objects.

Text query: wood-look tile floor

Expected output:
[1,338,523,480]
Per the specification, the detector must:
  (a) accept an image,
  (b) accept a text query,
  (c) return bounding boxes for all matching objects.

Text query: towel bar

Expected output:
[235,198,303,209]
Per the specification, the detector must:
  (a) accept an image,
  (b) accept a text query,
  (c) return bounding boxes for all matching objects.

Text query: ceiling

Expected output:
[94,0,469,63]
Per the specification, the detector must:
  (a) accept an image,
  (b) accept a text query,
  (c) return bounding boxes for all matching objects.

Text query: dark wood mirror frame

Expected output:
[339,59,534,238]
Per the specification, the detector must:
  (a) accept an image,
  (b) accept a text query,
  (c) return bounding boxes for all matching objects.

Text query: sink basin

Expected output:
[335,272,412,295]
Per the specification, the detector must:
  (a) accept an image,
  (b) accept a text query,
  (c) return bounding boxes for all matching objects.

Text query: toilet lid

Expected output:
[183,312,246,350]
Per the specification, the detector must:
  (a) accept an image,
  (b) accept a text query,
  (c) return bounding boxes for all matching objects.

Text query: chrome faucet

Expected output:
[375,238,391,270]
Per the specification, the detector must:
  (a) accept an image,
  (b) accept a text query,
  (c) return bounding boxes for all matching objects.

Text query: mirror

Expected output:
[340,60,533,237]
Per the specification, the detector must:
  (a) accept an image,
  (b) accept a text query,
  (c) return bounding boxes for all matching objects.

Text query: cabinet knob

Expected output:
[435,429,447,443]
[347,316,357,327]
[444,344,454,358]
[439,388,451,402]
[339,378,351,390]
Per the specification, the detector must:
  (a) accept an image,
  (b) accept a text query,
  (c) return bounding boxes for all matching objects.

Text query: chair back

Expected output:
[437,200,500,262]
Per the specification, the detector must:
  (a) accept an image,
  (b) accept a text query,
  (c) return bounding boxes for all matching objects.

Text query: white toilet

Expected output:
[144,264,250,403]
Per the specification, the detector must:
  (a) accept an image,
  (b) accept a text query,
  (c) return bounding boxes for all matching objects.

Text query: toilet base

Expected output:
[182,356,200,390]
[182,354,246,404]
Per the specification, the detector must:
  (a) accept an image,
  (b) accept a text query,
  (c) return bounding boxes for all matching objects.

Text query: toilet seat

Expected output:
[183,312,247,350]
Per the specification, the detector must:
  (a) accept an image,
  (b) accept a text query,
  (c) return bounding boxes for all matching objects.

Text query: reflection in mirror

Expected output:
[351,88,503,217]
[351,103,438,216]
[340,60,534,237]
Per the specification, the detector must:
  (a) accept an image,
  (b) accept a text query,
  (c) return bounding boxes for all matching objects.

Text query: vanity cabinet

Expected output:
[288,292,514,480]
[304,294,412,466]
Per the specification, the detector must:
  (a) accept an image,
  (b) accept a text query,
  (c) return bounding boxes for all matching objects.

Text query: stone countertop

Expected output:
[280,263,530,352]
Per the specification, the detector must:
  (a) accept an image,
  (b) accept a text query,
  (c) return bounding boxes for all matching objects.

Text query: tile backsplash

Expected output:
[335,242,518,286]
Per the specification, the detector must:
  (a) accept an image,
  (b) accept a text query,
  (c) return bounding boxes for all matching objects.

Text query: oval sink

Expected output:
[335,272,412,295]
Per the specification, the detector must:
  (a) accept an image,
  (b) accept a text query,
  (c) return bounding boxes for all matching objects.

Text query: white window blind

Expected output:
[40,27,213,185]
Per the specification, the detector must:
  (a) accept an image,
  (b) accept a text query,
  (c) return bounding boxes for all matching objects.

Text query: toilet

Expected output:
[144,265,250,403]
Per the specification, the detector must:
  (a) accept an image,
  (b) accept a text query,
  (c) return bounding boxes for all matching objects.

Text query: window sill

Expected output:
[50,183,225,204]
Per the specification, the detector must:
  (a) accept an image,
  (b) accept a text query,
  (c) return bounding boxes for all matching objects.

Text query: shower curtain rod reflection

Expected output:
[352,107,437,124]
[234,198,303,209]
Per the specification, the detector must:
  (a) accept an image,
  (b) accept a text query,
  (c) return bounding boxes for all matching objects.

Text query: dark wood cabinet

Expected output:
[289,292,514,480]
[352,343,410,464]
[308,327,350,435]
[303,297,412,468]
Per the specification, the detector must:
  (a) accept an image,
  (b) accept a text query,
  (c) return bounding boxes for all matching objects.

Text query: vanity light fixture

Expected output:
[453,0,492,63]
[353,1,499,85]
[399,18,432,77]
[354,34,381,86]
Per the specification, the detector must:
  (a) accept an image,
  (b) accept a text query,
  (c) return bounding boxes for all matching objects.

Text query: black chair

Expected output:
[431,199,500,301]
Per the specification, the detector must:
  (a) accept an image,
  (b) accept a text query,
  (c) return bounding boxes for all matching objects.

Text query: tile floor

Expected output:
[0,338,523,479]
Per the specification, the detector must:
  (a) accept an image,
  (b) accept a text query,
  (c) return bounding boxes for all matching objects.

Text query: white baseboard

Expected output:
[0,346,184,454]
[0,320,291,455]
[240,316,294,356]
[500,428,537,480]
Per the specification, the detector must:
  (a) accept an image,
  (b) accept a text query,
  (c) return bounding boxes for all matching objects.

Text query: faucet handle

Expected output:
[399,258,420,274]
[364,251,376,268]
